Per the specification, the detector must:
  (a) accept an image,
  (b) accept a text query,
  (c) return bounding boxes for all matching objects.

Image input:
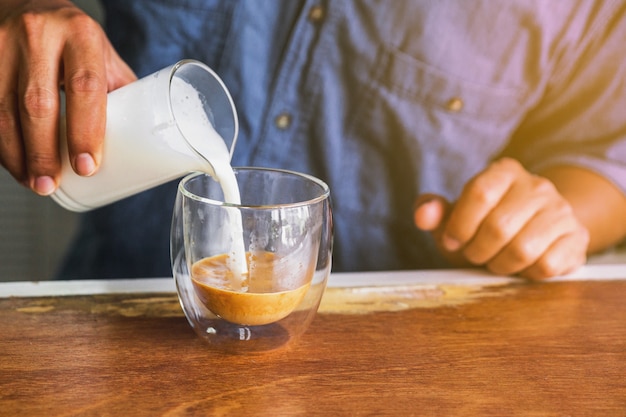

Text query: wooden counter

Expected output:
[1,266,625,416]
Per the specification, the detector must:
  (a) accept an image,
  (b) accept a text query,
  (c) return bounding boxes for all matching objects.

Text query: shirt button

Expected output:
[275,113,292,130]
[445,97,464,112]
[308,5,325,23]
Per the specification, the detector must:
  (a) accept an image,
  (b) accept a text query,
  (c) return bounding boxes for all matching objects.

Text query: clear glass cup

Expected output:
[171,168,333,353]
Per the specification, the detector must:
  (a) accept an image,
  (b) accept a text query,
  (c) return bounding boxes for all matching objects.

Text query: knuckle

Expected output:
[16,6,98,44]
[484,214,516,242]
[493,157,523,173]
[22,87,57,118]
[65,69,106,94]
[464,176,499,206]
[19,10,46,34]
[531,175,557,195]
[552,198,573,215]
[550,201,580,230]
[17,11,54,47]
[62,15,107,95]
[524,234,587,280]
[487,158,526,185]
[506,241,538,266]
[28,150,57,169]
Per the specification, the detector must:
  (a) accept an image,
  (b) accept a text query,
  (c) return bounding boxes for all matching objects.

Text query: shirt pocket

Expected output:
[379,48,525,125]
[337,44,533,233]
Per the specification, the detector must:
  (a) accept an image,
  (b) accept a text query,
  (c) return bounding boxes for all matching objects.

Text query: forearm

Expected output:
[540,165,626,254]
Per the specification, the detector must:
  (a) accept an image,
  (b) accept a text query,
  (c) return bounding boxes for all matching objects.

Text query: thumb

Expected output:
[414,194,470,267]
[413,194,450,233]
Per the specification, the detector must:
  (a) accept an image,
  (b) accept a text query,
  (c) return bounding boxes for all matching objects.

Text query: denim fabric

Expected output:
[58,0,626,278]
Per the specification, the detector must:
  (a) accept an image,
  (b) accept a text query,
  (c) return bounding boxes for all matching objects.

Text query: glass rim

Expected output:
[178,167,331,209]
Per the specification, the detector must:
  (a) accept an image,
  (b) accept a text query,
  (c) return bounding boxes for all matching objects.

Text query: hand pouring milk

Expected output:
[52,59,247,279]
[52,59,238,212]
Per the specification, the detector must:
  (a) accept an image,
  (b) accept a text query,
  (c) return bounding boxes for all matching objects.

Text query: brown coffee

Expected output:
[191,252,311,326]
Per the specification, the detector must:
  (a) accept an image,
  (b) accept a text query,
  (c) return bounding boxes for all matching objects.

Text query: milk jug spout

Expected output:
[52,59,238,212]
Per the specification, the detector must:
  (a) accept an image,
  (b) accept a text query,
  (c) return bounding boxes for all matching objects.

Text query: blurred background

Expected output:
[0,0,103,282]
[2,1,625,282]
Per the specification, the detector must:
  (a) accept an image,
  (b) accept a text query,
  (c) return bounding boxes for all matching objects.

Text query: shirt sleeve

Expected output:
[502,6,626,195]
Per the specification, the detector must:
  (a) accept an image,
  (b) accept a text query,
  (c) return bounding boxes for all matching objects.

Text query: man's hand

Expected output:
[0,0,136,195]
[414,158,590,280]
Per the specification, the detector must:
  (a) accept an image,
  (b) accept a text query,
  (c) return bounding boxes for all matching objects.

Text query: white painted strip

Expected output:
[0,278,176,298]
[1,264,625,298]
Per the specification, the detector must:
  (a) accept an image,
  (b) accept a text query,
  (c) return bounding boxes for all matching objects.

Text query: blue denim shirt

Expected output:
[59,0,626,279]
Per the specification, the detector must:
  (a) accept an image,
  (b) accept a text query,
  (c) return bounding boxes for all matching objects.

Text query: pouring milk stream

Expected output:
[169,76,248,285]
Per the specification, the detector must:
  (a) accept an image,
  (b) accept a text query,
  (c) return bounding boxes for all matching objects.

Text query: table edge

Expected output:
[1,264,626,298]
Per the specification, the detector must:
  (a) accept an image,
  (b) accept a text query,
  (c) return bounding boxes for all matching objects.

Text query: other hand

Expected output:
[413,157,589,280]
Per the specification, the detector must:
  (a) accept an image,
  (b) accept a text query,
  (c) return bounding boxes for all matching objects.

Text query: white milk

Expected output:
[53,68,212,211]
[170,77,248,288]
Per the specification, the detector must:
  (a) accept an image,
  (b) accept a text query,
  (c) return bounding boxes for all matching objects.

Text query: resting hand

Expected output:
[413,157,589,280]
[0,0,135,195]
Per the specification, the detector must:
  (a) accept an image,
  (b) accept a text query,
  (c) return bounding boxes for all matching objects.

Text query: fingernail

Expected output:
[75,153,97,176]
[442,235,461,251]
[34,176,56,196]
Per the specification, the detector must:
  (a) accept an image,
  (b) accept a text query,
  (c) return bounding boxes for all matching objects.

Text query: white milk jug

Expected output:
[52,59,238,212]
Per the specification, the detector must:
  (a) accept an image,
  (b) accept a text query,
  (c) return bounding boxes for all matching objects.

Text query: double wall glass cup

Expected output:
[171,168,332,353]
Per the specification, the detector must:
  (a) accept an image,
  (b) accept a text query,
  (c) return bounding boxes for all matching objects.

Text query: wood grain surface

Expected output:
[1,279,625,416]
